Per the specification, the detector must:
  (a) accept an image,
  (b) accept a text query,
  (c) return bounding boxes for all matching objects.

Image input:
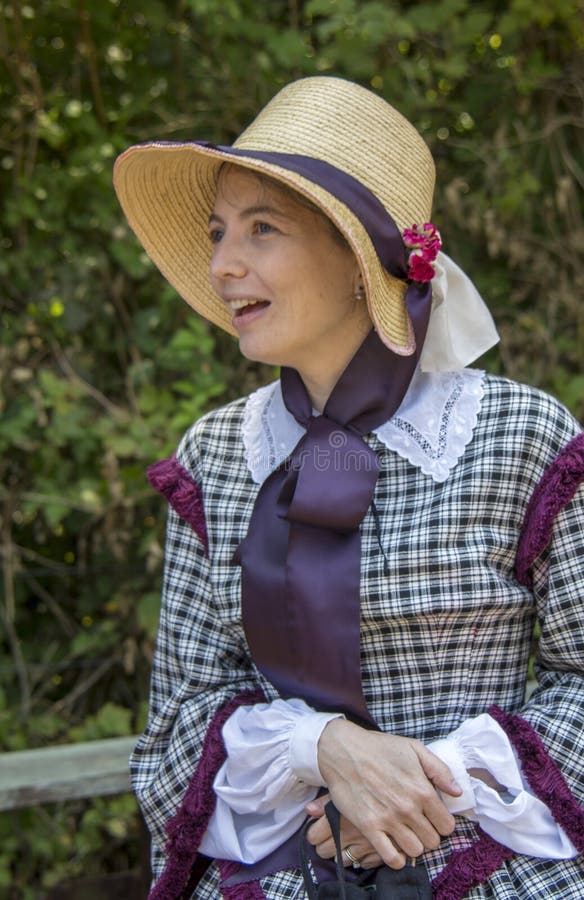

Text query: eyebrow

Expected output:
[208,204,291,226]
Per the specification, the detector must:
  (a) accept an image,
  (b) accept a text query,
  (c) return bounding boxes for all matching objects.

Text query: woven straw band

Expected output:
[113,76,435,354]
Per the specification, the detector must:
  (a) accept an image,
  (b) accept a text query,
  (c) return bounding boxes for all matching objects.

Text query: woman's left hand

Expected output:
[305,794,383,870]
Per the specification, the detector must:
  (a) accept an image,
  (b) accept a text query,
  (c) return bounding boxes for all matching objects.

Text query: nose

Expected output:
[209,233,248,282]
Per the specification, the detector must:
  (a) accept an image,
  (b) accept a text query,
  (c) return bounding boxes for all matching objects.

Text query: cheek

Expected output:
[315,268,354,314]
[208,248,220,289]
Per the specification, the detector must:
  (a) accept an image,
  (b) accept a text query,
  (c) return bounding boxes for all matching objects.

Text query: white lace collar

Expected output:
[242,367,485,485]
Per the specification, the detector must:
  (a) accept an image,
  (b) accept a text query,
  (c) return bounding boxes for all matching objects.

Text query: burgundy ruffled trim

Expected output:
[149,689,266,900]
[148,456,209,553]
[217,860,267,899]
[488,704,584,853]
[432,829,513,899]
[515,432,584,588]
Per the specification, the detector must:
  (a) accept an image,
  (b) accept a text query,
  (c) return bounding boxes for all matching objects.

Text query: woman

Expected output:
[114,77,584,898]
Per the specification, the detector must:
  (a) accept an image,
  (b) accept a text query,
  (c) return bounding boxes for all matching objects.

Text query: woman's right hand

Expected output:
[313,718,461,868]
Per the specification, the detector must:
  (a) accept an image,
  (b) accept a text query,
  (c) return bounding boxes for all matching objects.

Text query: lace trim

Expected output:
[242,369,485,485]
[242,381,304,485]
[149,690,266,900]
[242,386,275,482]
[375,368,483,481]
[515,432,584,588]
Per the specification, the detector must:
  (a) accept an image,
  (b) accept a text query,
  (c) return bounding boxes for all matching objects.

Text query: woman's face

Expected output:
[208,167,372,389]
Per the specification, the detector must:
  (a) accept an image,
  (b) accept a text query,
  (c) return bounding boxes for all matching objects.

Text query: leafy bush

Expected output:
[0,0,582,894]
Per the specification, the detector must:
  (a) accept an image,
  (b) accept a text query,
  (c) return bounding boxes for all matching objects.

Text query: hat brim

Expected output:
[113,142,415,355]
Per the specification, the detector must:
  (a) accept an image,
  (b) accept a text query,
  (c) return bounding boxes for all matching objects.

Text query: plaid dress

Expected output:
[132,372,584,898]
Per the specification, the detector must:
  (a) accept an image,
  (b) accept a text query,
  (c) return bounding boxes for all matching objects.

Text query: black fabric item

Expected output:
[300,803,432,899]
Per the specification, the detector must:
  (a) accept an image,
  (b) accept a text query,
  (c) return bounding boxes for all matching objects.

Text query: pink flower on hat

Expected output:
[403,222,442,282]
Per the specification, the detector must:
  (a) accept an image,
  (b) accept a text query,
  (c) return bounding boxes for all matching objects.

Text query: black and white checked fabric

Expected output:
[131,373,584,898]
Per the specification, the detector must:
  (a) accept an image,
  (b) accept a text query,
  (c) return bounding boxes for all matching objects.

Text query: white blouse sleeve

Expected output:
[427,713,578,859]
[198,698,342,863]
[200,703,578,864]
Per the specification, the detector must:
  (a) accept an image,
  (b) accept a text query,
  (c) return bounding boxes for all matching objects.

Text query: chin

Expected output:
[238,338,288,369]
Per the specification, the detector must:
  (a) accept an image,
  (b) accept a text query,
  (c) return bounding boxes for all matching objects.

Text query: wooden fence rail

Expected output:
[0,736,152,898]
[0,735,138,810]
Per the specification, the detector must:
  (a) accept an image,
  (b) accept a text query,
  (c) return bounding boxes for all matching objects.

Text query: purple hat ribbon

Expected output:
[197,143,431,292]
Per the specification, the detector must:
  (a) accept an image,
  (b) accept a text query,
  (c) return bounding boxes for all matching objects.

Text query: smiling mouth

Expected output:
[230,299,270,317]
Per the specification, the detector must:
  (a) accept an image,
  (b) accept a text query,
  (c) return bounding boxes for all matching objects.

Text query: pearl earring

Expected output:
[355,283,366,301]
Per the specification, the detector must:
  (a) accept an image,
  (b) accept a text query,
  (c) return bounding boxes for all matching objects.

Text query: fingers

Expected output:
[416,743,462,798]
[308,808,436,872]
[305,793,333,846]
[341,845,360,867]
[315,836,387,871]
[341,845,383,871]
[315,836,383,871]
[353,850,383,871]
[409,775,457,839]
[368,830,408,869]
[306,814,333,845]
[304,793,330,818]
[352,777,450,858]
[393,777,455,843]
[309,816,407,871]
[308,814,383,869]
[308,815,364,858]
[314,723,459,866]
[317,830,407,870]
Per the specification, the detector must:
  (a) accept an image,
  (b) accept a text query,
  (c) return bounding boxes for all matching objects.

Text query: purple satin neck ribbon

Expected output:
[239,315,429,726]
[230,318,430,889]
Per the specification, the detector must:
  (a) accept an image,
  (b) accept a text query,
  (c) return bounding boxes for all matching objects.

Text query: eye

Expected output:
[209,227,224,244]
[254,221,275,236]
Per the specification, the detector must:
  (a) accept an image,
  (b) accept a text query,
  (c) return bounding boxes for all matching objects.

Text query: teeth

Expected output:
[230,299,261,310]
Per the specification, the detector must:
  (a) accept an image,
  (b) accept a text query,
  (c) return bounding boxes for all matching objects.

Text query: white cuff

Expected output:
[199,698,341,863]
[428,714,578,859]
[289,710,344,784]
[426,737,476,817]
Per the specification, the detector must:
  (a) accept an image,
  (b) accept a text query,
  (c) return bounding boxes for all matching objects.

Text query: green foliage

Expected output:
[0,793,142,898]
[0,0,582,894]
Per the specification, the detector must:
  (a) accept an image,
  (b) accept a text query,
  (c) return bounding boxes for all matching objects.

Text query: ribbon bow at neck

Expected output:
[277,411,379,533]
[239,315,430,724]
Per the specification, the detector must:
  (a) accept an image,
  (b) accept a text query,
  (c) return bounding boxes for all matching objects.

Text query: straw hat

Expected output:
[113,76,436,355]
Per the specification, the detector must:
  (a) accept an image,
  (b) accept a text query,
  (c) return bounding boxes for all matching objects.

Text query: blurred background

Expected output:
[1,0,583,896]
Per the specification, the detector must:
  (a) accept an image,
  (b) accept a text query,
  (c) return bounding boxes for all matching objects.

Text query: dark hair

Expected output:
[216,162,350,251]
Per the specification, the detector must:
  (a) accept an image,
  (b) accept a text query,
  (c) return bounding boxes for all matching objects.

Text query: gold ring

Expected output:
[343,846,361,867]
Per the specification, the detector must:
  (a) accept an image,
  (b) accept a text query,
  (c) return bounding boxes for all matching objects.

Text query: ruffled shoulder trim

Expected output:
[150,689,266,900]
[147,456,208,553]
[488,705,584,854]
[516,432,584,588]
